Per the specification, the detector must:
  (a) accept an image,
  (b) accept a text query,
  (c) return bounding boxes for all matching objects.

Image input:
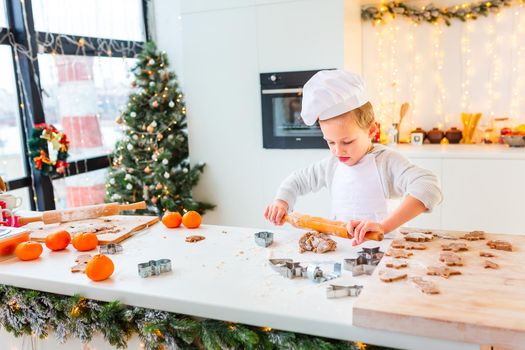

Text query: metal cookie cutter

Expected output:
[306,263,342,283]
[326,284,363,299]
[344,247,384,277]
[269,259,341,283]
[254,231,274,247]
[269,259,306,279]
[138,259,172,278]
[99,243,123,255]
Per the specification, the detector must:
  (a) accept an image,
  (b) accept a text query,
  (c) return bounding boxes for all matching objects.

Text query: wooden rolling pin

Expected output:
[284,212,384,241]
[19,201,146,225]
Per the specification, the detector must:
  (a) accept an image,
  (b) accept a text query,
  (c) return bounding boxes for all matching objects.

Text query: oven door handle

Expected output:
[261,88,303,94]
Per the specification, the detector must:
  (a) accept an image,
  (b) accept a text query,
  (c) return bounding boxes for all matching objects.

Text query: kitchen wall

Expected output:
[153,0,360,228]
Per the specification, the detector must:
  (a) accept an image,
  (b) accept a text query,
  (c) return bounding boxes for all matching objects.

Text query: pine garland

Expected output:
[362,0,515,26]
[0,284,397,350]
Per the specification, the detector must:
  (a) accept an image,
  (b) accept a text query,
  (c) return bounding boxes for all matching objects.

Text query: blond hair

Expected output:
[319,102,375,129]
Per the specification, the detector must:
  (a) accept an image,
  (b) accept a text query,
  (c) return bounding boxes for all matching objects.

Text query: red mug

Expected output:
[4,215,21,227]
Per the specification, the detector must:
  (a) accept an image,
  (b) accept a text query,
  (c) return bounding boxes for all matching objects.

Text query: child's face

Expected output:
[319,112,376,166]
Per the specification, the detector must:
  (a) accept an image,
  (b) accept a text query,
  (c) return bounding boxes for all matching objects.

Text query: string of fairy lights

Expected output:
[1,4,143,208]
[364,0,525,138]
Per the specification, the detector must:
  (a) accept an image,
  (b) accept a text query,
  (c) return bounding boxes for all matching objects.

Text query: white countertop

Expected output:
[0,224,476,350]
[389,144,525,159]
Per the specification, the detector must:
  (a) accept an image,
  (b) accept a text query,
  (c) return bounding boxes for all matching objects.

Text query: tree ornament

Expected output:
[149,81,155,87]
[183,168,188,174]
[152,153,158,161]
[156,183,163,190]
[130,112,137,118]
[132,134,139,140]
[148,58,155,66]
[125,174,132,181]
[164,172,170,179]
[144,166,151,174]
[109,178,115,185]
[161,69,170,81]
[168,101,175,108]
[151,196,158,204]
[157,132,163,141]
[126,183,133,190]
[147,125,155,133]
[162,159,169,165]
[152,100,159,108]
[115,115,123,124]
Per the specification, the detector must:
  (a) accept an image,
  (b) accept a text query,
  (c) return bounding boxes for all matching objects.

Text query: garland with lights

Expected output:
[362,0,516,25]
[0,284,398,350]
[28,123,70,177]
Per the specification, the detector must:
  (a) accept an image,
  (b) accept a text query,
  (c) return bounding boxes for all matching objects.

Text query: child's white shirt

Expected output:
[275,144,443,214]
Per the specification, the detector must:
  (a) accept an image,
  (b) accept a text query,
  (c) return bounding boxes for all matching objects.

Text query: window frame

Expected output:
[2,0,148,210]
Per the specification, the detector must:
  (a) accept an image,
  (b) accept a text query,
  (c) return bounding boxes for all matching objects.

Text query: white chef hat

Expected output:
[300,70,369,126]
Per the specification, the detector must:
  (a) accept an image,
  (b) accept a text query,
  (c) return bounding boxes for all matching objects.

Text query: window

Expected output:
[2,0,147,211]
[32,0,145,41]
[0,46,27,182]
[0,0,6,27]
[39,54,136,161]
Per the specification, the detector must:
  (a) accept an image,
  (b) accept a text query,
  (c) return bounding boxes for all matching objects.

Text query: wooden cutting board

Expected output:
[352,228,525,349]
[27,215,160,244]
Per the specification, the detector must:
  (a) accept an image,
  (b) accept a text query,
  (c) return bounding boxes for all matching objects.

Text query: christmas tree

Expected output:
[106,42,214,215]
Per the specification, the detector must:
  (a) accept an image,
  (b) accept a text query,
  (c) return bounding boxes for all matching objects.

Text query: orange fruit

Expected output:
[162,211,182,228]
[85,254,114,282]
[182,211,202,229]
[72,232,99,252]
[45,230,71,251]
[15,242,43,261]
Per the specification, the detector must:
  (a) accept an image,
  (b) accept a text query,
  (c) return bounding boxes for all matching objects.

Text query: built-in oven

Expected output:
[260,70,330,149]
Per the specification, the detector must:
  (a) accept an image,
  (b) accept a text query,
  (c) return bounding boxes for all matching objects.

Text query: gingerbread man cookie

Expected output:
[379,269,407,282]
[460,230,485,241]
[439,252,463,266]
[441,242,468,252]
[404,232,433,242]
[426,266,461,279]
[385,248,413,259]
[486,240,512,251]
[411,277,440,294]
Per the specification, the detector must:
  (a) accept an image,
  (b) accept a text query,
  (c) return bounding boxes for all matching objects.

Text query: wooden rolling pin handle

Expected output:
[364,231,384,242]
[118,201,146,211]
[18,216,43,225]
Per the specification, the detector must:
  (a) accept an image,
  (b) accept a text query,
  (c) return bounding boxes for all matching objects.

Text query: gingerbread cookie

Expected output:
[411,277,440,294]
[484,260,499,269]
[435,232,459,240]
[385,259,408,269]
[439,252,463,266]
[426,266,461,278]
[185,235,205,243]
[391,239,406,249]
[460,230,485,241]
[379,269,407,282]
[71,254,92,273]
[385,248,413,259]
[404,232,433,242]
[480,251,497,258]
[400,229,433,235]
[441,242,468,252]
[486,240,512,251]
[405,243,427,250]
[298,232,337,254]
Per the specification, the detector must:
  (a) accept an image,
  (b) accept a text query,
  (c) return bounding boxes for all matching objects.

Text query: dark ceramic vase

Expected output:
[445,127,463,144]
[427,127,444,144]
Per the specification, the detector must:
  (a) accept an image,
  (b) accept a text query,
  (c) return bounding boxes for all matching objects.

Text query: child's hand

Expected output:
[346,220,385,246]
[264,199,289,225]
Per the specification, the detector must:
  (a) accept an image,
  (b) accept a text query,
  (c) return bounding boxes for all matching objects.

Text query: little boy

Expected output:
[264,70,442,245]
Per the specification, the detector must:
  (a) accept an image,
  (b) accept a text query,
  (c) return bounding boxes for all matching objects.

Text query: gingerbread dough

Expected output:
[298,232,337,253]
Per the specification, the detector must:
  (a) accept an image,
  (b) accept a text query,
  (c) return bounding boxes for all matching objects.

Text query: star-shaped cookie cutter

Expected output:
[326,284,363,299]
[138,259,172,278]
[344,246,384,276]
[268,259,341,283]
[254,231,274,247]
[98,243,123,255]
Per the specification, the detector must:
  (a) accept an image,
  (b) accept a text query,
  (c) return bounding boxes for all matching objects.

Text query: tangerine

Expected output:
[85,254,114,282]
[15,241,43,261]
[182,211,202,229]
[72,232,99,251]
[162,211,182,228]
[45,230,71,251]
